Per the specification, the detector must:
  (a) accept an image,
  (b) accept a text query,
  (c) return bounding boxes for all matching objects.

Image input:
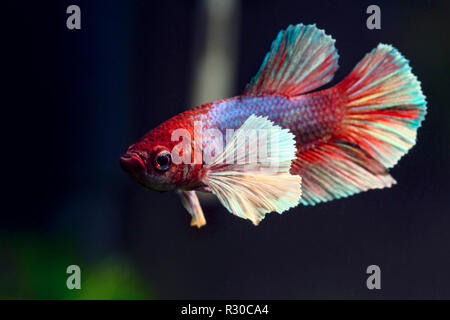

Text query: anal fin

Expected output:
[291,138,396,206]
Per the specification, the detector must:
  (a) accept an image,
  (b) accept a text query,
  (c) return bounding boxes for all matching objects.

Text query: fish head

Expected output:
[120,120,201,192]
[120,145,174,192]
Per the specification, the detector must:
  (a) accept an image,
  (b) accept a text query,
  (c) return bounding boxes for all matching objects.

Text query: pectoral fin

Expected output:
[203,115,302,225]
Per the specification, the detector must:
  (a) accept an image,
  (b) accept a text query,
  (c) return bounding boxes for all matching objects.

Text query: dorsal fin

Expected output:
[243,24,339,96]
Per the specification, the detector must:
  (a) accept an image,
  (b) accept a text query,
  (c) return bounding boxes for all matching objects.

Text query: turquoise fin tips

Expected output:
[243,23,339,96]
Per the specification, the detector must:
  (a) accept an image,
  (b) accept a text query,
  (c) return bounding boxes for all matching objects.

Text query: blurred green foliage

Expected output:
[0,234,152,300]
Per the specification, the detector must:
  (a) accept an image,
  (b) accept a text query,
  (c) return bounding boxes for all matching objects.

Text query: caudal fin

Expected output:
[337,44,427,169]
[293,44,426,205]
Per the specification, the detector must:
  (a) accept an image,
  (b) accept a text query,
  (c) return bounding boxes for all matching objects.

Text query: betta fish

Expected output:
[120,23,426,227]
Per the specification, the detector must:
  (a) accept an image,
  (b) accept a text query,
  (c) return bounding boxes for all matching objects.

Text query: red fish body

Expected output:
[121,24,426,226]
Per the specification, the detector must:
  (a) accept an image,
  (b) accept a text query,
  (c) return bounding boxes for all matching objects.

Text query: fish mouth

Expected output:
[120,152,146,176]
[120,151,174,192]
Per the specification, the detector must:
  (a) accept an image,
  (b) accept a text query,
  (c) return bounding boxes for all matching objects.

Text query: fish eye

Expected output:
[154,150,172,171]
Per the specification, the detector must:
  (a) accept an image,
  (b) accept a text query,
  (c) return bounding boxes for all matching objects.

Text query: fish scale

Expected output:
[202,88,344,150]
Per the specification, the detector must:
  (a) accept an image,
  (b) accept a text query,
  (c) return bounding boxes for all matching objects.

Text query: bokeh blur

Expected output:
[3,0,450,299]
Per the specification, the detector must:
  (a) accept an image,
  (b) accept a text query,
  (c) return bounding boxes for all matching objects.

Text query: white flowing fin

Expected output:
[177,190,206,228]
[203,115,302,225]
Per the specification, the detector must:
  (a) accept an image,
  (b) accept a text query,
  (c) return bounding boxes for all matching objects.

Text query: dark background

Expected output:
[2,0,450,299]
